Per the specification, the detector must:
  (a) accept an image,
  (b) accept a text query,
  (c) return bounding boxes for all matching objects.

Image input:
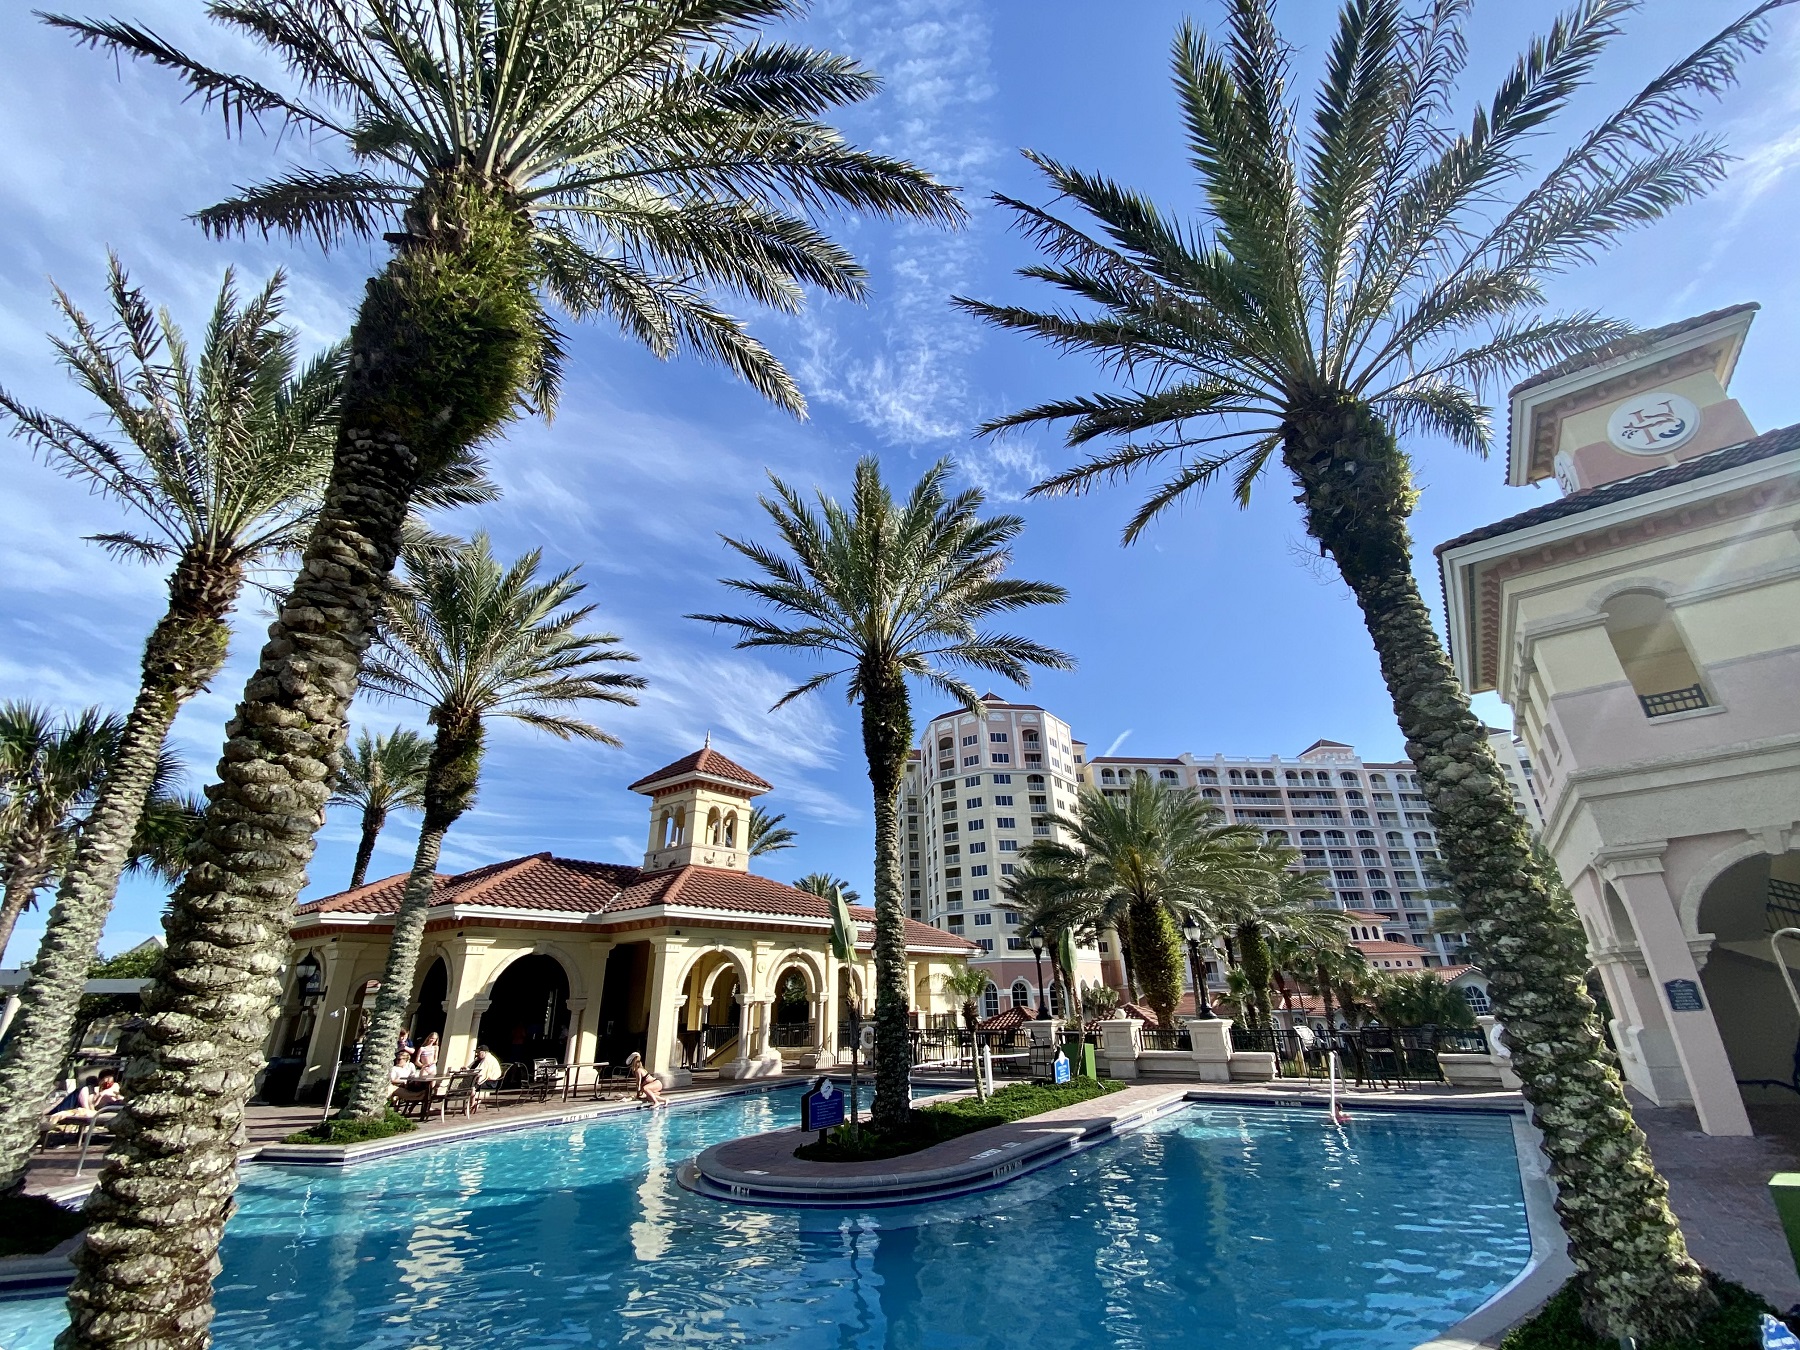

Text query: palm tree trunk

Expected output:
[1318,966,1336,1029]
[859,671,914,1131]
[1127,898,1182,1029]
[344,720,480,1120]
[0,861,48,965]
[0,550,237,1190]
[1284,387,1710,1342]
[349,806,386,890]
[57,185,538,1350]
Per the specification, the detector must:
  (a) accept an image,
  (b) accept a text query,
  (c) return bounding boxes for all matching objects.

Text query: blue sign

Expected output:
[1053,1051,1071,1085]
[1664,979,1705,1012]
[801,1077,845,1132]
[1761,1314,1800,1349]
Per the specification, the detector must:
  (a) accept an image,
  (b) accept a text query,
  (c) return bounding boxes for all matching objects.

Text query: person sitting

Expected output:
[386,1050,417,1100]
[466,1045,505,1113]
[44,1071,122,1137]
[414,1031,440,1075]
[624,1052,664,1108]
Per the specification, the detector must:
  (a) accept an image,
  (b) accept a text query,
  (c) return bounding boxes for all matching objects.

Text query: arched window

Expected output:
[1344,790,1363,803]
[1340,772,1360,785]
[1101,768,1116,781]
[723,811,738,848]
[938,737,952,751]
[1371,889,1393,905]
[1324,830,1346,845]
[1386,831,1405,846]
[1135,769,1150,782]
[1010,979,1032,1009]
[982,982,1001,1020]
[1370,773,1388,786]
[1048,982,1066,1017]
[1603,589,1710,716]
[706,806,723,845]
[1361,849,1380,863]
[1462,985,1491,1015]
[1261,770,1276,784]
[1265,830,1288,844]
[1027,774,1045,786]
[1350,810,1370,823]
[1286,771,1300,783]
[1197,769,1217,782]
[1300,830,1322,845]
[1229,769,1243,784]
[1160,769,1178,781]
[1413,832,1434,846]
[1202,787,1222,800]
[1356,831,1375,844]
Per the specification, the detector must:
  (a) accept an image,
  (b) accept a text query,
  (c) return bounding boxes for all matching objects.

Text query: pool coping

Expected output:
[681,1082,1191,1208]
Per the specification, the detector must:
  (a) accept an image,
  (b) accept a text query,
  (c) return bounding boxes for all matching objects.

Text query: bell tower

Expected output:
[627,741,773,874]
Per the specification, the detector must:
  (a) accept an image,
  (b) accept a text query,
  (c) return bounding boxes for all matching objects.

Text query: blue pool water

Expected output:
[0,1088,1531,1349]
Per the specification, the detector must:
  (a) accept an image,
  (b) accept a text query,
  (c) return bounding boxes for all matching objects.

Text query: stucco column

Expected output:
[643,938,691,1087]
[443,937,495,1072]
[1601,851,1751,1136]
[563,997,589,1066]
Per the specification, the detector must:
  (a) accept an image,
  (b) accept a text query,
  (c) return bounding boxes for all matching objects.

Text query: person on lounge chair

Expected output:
[44,1072,121,1137]
[624,1052,664,1108]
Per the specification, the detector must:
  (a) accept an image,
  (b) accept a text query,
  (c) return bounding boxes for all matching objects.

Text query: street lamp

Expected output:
[1182,920,1216,1019]
[1027,927,1051,1019]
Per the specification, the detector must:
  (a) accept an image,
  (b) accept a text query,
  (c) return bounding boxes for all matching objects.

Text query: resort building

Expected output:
[268,746,974,1094]
[1438,302,1800,1137]
[901,698,1539,1011]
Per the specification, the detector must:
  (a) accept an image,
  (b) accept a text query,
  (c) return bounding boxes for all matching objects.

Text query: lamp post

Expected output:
[1027,927,1051,1019]
[1182,921,1216,1019]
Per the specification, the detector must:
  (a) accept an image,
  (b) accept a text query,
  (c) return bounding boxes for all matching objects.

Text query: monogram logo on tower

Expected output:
[1606,391,1700,455]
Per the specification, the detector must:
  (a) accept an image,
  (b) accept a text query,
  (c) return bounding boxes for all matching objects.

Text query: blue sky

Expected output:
[3,0,1798,959]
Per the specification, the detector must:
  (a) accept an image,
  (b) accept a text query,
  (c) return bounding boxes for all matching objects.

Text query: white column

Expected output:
[1601,852,1751,1136]
[643,939,691,1088]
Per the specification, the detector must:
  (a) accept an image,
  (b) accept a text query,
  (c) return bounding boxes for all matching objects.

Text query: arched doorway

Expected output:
[411,957,449,1043]
[770,967,813,1048]
[478,955,571,1065]
[597,941,653,1066]
[1698,851,1800,1121]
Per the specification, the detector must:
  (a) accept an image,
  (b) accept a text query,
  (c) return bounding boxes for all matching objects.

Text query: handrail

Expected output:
[1771,927,1800,1021]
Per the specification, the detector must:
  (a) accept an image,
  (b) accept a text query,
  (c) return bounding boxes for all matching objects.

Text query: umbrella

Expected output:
[828,885,857,964]
[1056,926,1078,989]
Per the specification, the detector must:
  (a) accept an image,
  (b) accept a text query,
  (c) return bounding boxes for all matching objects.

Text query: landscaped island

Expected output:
[795,1079,1122,1163]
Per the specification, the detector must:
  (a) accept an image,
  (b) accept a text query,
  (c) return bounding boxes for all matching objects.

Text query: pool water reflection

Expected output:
[0,1089,1530,1349]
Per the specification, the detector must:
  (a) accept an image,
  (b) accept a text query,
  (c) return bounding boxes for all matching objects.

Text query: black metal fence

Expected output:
[768,1023,812,1049]
[1230,1024,1488,1086]
[1139,1027,1192,1052]
[910,1027,1037,1079]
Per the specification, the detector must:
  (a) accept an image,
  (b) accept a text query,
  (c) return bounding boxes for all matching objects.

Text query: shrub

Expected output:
[795,1077,1122,1162]
[281,1110,417,1146]
[1500,1277,1775,1350]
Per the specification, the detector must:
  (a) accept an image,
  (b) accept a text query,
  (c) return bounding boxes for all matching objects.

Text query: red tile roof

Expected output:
[1508,302,1757,395]
[627,746,772,794]
[294,853,973,954]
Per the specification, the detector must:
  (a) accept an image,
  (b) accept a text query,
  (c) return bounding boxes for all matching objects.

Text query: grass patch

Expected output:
[1500,1276,1776,1350]
[0,1192,86,1258]
[281,1110,417,1146]
[794,1078,1124,1163]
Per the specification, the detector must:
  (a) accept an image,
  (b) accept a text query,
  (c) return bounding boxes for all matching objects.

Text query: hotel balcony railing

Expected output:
[1640,684,1710,717]
[768,1023,813,1049]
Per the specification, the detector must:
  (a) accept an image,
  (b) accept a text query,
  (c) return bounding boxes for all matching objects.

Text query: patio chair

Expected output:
[436,1071,478,1120]
[528,1058,565,1102]
[391,1077,435,1119]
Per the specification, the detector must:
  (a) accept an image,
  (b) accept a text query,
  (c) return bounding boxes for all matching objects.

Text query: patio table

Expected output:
[560,1062,616,1101]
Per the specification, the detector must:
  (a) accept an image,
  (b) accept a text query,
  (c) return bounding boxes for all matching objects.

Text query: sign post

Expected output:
[800,1076,846,1143]
[1052,1050,1071,1086]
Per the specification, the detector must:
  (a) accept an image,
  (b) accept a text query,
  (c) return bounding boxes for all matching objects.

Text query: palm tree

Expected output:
[341,536,643,1118]
[791,873,859,904]
[0,705,121,962]
[330,728,432,890]
[0,264,352,1193]
[1020,779,1274,1029]
[953,4,1786,1335]
[1372,971,1477,1030]
[694,457,1070,1129]
[939,963,990,1032]
[1280,927,1367,1031]
[747,807,798,859]
[51,5,959,1330]
[1210,861,1342,1030]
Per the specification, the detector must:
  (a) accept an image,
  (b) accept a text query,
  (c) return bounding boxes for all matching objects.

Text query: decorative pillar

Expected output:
[643,938,692,1089]
[443,938,495,1072]
[1185,1016,1233,1083]
[1600,850,1750,1136]
[297,945,348,1088]
[1097,1013,1142,1080]
[563,997,589,1066]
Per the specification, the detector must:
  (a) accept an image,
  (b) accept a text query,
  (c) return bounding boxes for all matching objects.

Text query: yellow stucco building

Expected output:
[266,746,974,1092]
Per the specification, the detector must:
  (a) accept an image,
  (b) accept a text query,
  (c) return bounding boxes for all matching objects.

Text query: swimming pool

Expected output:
[0,1088,1532,1349]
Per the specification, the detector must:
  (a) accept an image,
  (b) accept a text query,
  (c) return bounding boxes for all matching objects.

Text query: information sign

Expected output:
[1052,1051,1071,1085]
[801,1077,845,1132]
[1664,979,1705,1012]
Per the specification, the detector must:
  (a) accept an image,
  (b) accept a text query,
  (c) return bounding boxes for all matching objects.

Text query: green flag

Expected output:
[829,884,856,964]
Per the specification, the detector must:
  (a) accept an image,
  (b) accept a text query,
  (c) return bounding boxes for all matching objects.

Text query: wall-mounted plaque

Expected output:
[1663,979,1705,1012]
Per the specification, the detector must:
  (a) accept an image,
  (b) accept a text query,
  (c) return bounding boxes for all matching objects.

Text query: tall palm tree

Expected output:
[49,8,958,1333]
[0,705,121,962]
[342,536,643,1118]
[939,963,990,1032]
[791,873,858,904]
[1019,779,1274,1029]
[954,3,1786,1336]
[747,807,797,859]
[330,728,432,890]
[1279,925,1367,1031]
[0,263,355,1195]
[695,457,1070,1128]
